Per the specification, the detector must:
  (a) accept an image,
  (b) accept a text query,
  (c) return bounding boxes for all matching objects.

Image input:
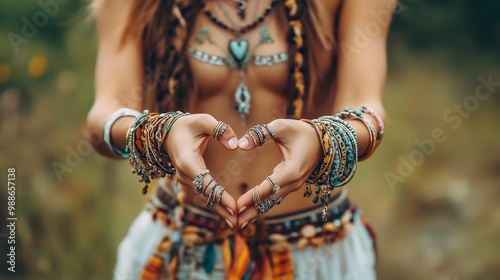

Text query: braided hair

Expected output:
[284,0,306,118]
[130,0,203,112]
[124,0,333,118]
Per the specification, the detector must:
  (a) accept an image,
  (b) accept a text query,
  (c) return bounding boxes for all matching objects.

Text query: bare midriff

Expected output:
[178,1,343,216]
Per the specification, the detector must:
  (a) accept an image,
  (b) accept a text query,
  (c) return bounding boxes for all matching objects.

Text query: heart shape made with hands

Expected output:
[198,120,321,229]
[167,115,321,230]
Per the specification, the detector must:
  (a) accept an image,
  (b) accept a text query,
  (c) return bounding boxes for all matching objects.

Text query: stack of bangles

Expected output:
[301,106,384,221]
[102,108,189,194]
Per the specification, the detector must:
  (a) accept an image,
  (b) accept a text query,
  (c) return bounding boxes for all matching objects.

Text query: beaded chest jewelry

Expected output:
[189,25,288,123]
[190,0,284,123]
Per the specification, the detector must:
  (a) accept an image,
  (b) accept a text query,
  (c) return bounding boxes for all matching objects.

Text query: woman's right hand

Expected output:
[165,113,239,228]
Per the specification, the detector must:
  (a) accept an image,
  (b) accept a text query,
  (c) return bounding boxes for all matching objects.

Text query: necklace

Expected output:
[215,0,259,30]
[197,0,280,37]
[213,0,262,66]
[220,0,248,20]
[191,26,288,123]
[189,47,288,69]
[236,0,247,19]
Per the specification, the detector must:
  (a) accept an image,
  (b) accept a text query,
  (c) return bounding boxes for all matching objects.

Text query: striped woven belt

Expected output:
[151,185,353,244]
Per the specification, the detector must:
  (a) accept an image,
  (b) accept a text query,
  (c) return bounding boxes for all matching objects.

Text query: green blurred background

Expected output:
[1,0,499,279]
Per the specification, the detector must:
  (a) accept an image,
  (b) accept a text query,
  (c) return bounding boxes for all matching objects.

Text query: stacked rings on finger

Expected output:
[201,179,225,209]
[126,110,189,194]
[213,121,230,141]
[247,125,270,147]
[203,178,215,196]
[266,176,281,194]
[216,187,225,205]
[298,106,384,221]
[246,130,258,146]
[207,183,224,209]
[193,169,210,194]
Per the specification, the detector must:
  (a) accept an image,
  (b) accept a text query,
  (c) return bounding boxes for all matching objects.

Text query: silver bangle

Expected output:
[104,108,141,158]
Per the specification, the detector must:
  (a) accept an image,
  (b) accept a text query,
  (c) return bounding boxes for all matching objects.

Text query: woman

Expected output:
[88,0,394,279]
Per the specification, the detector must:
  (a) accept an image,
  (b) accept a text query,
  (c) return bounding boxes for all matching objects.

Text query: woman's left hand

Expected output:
[235,119,323,229]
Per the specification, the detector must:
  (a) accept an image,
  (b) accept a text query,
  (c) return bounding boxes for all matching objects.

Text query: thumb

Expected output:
[215,124,239,150]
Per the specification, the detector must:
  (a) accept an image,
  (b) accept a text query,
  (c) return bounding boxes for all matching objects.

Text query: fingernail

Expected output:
[251,218,256,224]
[226,207,234,216]
[240,221,249,229]
[228,138,238,149]
[239,138,249,148]
[225,219,233,229]
[238,206,247,214]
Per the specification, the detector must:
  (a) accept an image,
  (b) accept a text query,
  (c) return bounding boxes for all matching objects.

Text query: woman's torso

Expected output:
[182,0,342,216]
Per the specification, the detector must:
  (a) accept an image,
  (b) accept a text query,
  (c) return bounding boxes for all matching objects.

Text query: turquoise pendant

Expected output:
[234,82,251,124]
[228,39,249,64]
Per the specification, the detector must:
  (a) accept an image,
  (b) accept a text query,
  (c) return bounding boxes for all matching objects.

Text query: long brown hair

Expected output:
[100,0,334,118]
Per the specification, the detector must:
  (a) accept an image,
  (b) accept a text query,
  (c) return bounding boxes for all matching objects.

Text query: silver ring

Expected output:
[257,197,275,214]
[263,124,276,139]
[213,121,229,141]
[206,183,220,208]
[249,126,265,146]
[193,169,210,194]
[203,178,215,196]
[266,176,281,194]
[247,130,258,146]
[216,187,225,205]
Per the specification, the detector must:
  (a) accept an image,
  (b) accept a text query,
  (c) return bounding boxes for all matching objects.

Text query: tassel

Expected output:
[270,250,294,279]
[227,234,251,280]
[242,261,255,280]
[203,243,216,274]
[222,238,233,276]
[168,253,179,278]
[250,254,272,280]
[140,254,163,280]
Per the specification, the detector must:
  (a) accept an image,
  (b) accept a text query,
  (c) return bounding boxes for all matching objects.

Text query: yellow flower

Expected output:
[29,55,47,77]
[0,64,11,84]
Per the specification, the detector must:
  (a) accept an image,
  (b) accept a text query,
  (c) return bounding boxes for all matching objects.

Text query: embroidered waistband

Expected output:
[150,184,353,244]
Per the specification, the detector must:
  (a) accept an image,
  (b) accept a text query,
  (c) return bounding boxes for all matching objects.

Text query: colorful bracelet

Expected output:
[127,110,188,194]
[336,107,377,161]
[361,106,384,142]
[300,115,358,221]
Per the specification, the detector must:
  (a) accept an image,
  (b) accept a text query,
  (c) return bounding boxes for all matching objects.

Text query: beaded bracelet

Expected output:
[328,118,358,186]
[301,119,333,199]
[127,110,188,194]
[300,116,358,221]
[319,116,358,187]
[336,107,377,161]
[300,107,384,220]
[360,106,384,142]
